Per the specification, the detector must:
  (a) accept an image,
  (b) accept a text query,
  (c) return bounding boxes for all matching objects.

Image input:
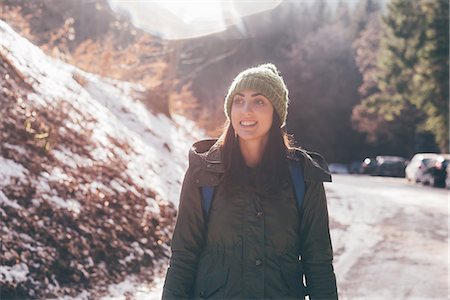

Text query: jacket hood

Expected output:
[189,139,331,185]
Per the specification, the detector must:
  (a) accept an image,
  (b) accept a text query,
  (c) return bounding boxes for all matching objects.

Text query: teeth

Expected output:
[240,121,257,126]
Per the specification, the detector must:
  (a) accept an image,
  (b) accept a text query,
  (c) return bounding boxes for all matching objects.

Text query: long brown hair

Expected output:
[217,111,295,194]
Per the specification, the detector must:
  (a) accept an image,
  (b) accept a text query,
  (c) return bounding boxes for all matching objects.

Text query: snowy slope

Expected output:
[0,20,205,298]
[0,19,203,204]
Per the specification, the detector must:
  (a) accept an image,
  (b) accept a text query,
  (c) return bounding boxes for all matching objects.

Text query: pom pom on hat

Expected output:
[260,63,279,74]
[224,63,289,126]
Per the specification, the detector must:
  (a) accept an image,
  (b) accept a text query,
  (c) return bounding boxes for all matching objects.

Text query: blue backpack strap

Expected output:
[288,160,306,210]
[201,186,215,218]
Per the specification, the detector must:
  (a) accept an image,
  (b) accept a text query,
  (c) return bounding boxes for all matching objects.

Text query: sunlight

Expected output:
[107,0,282,39]
[158,1,223,24]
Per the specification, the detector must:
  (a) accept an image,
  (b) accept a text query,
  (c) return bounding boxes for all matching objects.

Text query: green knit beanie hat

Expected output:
[224,63,289,126]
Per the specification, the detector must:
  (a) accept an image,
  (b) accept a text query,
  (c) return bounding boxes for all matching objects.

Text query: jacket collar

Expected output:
[189,139,224,174]
[189,139,331,184]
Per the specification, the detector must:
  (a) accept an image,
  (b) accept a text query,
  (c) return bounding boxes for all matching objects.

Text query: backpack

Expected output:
[201,160,305,218]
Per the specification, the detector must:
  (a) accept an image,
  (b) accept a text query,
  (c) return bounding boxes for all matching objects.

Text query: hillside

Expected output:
[0,20,204,299]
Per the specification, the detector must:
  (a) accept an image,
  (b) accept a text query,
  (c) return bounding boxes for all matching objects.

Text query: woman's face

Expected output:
[231,89,274,144]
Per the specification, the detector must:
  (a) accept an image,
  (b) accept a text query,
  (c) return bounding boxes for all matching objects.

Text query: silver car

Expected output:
[405,153,439,183]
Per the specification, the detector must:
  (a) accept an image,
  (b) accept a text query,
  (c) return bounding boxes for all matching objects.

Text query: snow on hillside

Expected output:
[0,19,203,204]
[0,19,205,298]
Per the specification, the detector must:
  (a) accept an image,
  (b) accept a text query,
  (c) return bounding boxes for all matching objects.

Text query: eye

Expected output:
[255,98,265,105]
[233,97,243,105]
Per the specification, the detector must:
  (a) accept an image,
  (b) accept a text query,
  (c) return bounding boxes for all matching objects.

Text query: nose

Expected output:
[242,100,253,113]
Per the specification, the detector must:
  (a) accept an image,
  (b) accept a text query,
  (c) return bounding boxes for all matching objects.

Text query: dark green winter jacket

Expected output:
[162,139,338,300]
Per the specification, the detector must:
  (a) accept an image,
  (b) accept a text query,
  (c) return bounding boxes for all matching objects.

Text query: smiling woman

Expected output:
[162,63,338,299]
[107,0,282,39]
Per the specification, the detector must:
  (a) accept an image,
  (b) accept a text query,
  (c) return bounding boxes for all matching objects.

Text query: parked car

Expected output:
[328,163,349,174]
[360,157,377,174]
[446,164,450,189]
[421,154,450,187]
[360,156,406,177]
[405,153,439,183]
[372,156,407,177]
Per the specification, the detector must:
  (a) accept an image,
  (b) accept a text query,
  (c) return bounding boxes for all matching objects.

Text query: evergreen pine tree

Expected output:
[412,0,449,152]
[354,0,448,153]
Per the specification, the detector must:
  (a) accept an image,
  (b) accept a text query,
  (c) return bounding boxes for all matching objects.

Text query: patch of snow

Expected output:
[59,290,91,300]
[52,148,94,169]
[88,181,114,195]
[0,190,21,209]
[0,263,29,284]
[100,273,165,300]
[43,166,71,183]
[2,143,27,156]
[109,179,127,194]
[42,194,81,214]
[145,198,160,215]
[0,157,28,187]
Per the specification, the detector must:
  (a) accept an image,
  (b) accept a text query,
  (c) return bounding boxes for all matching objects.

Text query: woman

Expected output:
[162,64,338,299]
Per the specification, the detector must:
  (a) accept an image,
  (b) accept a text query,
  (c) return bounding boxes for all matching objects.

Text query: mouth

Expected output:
[240,120,257,127]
